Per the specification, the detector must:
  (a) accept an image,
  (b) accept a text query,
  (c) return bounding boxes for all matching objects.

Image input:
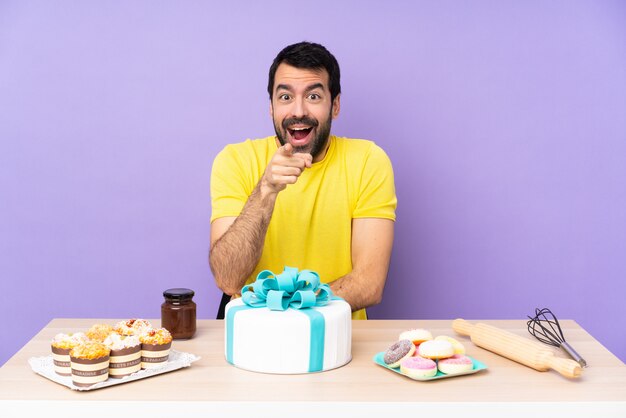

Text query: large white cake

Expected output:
[225,297,352,374]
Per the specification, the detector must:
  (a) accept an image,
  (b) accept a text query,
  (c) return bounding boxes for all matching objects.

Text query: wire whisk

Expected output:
[527,307,587,367]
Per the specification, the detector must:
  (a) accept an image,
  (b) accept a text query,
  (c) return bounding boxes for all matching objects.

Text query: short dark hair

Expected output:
[267,41,341,102]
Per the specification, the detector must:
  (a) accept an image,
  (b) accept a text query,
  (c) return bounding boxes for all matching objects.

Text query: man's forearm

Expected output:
[329,218,394,312]
[209,183,277,295]
[330,272,384,312]
[210,143,312,295]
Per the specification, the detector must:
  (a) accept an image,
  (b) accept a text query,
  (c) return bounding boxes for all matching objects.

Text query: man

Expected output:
[210,41,396,320]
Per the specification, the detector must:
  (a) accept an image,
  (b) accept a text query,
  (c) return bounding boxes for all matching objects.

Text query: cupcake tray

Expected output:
[28,349,201,391]
[373,351,488,381]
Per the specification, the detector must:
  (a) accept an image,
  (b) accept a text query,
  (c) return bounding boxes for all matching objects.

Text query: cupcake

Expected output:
[86,323,114,342]
[103,333,142,378]
[69,341,111,387]
[139,328,172,369]
[50,332,89,376]
[114,319,153,337]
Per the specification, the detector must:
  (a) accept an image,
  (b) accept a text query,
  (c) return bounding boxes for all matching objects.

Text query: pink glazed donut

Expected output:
[400,356,437,378]
[437,354,474,375]
[383,339,415,368]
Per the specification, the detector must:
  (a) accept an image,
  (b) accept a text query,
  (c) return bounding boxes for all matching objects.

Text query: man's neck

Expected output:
[312,135,332,163]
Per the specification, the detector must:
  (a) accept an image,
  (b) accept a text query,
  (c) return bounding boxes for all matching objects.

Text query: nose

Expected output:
[291,96,307,118]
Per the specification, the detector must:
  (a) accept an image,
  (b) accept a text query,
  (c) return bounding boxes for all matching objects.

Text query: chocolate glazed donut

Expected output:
[383,339,415,368]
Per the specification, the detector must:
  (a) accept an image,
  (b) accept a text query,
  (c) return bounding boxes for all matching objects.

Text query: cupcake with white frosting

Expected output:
[139,328,172,369]
[104,333,142,378]
[50,332,89,376]
[69,341,111,387]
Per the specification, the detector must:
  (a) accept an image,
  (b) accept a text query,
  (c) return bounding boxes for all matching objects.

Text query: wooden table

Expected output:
[1,319,625,417]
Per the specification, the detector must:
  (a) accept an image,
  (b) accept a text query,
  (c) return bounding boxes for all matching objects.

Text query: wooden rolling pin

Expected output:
[452,318,582,378]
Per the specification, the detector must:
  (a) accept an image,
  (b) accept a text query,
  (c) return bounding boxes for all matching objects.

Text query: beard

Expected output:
[273,109,333,159]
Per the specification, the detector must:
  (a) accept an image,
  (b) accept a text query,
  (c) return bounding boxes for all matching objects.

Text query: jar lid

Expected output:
[163,288,195,300]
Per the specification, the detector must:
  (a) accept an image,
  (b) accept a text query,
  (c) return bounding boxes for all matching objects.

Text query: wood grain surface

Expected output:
[1,318,625,403]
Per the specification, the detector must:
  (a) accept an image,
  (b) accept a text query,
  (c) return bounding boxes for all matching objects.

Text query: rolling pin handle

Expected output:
[547,356,582,379]
[452,318,474,336]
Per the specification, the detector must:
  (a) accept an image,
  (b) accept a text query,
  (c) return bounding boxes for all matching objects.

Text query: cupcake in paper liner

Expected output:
[50,332,89,376]
[104,333,142,378]
[139,327,172,369]
[69,341,111,387]
[114,318,153,337]
[85,323,114,342]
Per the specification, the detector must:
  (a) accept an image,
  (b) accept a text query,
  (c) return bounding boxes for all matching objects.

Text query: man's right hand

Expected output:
[210,142,312,296]
[261,143,313,194]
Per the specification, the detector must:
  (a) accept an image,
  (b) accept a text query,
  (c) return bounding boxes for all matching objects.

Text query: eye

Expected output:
[308,93,321,100]
[278,93,291,101]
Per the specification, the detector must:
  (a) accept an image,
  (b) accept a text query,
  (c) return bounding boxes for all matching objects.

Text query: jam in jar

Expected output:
[161,288,196,339]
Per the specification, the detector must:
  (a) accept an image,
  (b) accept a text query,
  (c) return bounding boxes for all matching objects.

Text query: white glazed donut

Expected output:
[399,328,433,345]
[417,339,454,359]
[434,335,466,355]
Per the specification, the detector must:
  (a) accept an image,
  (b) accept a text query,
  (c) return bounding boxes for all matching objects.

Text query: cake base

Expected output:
[225,298,352,374]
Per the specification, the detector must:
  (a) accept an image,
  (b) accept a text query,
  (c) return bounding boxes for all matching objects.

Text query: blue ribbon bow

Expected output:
[240,266,333,311]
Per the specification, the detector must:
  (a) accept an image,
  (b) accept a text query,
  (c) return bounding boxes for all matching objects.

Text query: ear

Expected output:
[269,100,274,118]
[331,94,341,119]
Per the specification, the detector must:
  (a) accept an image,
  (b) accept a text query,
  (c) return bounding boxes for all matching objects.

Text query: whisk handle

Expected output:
[561,341,587,368]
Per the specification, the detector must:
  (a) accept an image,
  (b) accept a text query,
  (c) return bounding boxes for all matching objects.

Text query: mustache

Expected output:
[282,117,319,130]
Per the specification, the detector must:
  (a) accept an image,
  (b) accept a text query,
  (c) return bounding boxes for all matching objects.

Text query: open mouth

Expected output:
[288,126,313,143]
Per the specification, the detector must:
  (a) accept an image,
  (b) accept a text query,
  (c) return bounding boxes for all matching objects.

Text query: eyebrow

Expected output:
[275,82,326,93]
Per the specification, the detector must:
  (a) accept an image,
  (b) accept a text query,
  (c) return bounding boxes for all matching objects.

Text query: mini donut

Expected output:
[434,335,466,355]
[411,343,421,357]
[437,354,474,375]
[399,328,433,345]
[383,339,415,368]
[417,339,454,360]
[400,356,437,378]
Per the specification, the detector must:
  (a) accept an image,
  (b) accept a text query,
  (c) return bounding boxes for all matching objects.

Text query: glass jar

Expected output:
[161,288,196,339]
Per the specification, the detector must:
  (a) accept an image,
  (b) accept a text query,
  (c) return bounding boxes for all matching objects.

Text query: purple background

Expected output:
[1,1,625,366]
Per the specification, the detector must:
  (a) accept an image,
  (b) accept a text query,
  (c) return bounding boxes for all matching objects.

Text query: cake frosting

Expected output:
[114,319,153,336]
[51,332,89,349]
[104,333,141,351]
[86,324,114,342]
[225,297,352,374]
[224,267,352,374]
